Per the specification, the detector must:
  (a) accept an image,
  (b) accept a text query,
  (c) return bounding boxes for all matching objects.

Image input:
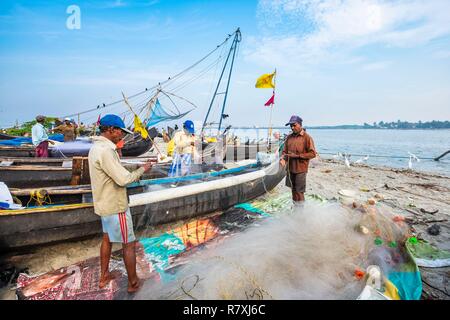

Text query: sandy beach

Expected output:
[1,156,449,300]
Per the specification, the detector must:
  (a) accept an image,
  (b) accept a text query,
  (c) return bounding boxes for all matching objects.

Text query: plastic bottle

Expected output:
[366,265,382,290]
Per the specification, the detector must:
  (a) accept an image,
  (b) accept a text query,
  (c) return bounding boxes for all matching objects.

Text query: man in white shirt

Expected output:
[31,115,54,157]
[88,114,153,293]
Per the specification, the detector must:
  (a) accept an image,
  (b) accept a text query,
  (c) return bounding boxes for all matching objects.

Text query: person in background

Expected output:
[88,114,153,293]
[280,115,316,204]
[77,122,88,136]
[116,138,125,157]
[169,120,197,176]
[53,117,76,142]
[31,115,54,158]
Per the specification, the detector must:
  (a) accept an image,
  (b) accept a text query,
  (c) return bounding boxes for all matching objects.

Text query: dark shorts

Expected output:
[285,172,307,193]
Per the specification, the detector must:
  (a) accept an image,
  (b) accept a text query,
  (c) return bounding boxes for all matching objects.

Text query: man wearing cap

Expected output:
[31,115,55,158]
[280,115,316,204]
[88,114,153,293]
[53,117,77,142]
[169,120,197,176]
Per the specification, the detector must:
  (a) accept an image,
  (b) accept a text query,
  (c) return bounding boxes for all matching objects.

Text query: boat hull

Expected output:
[0,133,154,158]
[0,163,285,250]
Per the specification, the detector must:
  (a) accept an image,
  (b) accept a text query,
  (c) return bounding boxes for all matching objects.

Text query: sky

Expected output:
[0,0,450,128]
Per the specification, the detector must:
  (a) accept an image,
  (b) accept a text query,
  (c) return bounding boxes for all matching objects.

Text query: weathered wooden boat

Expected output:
[0,141,274,189]
[0,130,155,158]
[0,155,156,167]
[0,157,159,188]
[0,158,285,250]
[0,133,18,140]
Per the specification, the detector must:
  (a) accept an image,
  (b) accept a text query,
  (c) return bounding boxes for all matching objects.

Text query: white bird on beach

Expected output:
[407,152,420,169]
[408,152,420,162]
[344,154,351,168]
[355,155,369,164]
[332,152,342,160]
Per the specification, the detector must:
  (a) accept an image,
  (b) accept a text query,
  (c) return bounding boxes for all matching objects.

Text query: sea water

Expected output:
[228,128,450,176]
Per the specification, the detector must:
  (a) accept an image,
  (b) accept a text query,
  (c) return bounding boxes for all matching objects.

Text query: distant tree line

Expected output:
[362,120,450,129]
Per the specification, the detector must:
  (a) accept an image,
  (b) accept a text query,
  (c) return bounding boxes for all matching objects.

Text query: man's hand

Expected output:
[142,161,153,172]
[190,142,195,146]
[287,152,299,158]
[279,158,286,167]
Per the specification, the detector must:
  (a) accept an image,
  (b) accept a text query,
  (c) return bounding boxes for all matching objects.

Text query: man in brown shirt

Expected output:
[53,118,76,142]
[280,115,316,203]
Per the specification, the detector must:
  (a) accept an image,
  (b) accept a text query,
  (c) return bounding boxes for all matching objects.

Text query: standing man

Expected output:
[53,117,77,142]
[169,120,197,176]
[31,115,54,158]
[280,115,316,203]
[88,114,153,293]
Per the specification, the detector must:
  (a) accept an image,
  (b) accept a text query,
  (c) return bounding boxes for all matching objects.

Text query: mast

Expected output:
[267,69,276,151]
[202,28,241,135]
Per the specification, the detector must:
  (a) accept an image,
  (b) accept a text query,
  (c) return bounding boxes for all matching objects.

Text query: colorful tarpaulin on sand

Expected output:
[14,193,423,300]
[406,238,450,268]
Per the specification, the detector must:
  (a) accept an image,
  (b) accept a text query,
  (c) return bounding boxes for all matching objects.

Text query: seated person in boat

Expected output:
[88,114,153,293]
[169,120,198,176]
[52,117,77,142]
[31,115,55,158]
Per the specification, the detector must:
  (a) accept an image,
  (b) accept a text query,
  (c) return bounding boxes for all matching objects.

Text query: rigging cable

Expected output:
[62,31,238,120]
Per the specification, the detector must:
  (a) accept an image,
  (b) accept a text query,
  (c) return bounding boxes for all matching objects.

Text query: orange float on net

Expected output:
[354,269,365,280]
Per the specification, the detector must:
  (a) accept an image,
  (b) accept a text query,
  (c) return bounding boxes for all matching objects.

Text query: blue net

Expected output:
[145,99,192,128]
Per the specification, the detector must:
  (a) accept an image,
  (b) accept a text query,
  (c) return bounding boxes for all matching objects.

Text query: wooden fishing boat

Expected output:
[0,158,285,250]
[0,157,159,188]
[0,131,155,158]
[0,155,156,167]
[0,141,272,189]
[0,133,18,140]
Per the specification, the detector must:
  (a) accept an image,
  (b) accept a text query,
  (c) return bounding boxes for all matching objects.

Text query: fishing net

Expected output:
[132,197,420,300]
[145,99,192,128]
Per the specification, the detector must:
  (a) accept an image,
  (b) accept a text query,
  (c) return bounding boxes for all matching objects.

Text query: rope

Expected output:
[318,152,438,161]
[26,189,52,207]
[61,30,238,120]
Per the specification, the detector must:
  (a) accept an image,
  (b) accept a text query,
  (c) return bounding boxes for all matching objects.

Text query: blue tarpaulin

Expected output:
[0,134,64,146]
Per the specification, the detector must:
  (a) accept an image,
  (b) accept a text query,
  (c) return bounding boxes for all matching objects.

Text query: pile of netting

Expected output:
[134,195,422,300]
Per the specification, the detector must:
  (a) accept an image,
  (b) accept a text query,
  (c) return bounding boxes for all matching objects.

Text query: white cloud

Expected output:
[249,0,450,68]
[433,50,450,59]
[361,60,391,71]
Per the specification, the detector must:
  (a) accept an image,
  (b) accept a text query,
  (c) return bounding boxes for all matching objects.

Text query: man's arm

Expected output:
[100,149,146,187]
[281,138,289,161]
[53,125,63,133]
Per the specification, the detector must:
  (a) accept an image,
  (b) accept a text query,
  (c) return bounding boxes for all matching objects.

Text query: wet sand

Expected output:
[1,157,449,300]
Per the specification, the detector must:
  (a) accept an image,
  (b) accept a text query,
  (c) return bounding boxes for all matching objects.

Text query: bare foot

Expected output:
[127,278,143,293]
[99,270,122,289]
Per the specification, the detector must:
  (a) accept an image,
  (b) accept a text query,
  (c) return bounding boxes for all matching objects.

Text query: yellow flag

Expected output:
[255,72,275,88]
[133,114,148,139]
